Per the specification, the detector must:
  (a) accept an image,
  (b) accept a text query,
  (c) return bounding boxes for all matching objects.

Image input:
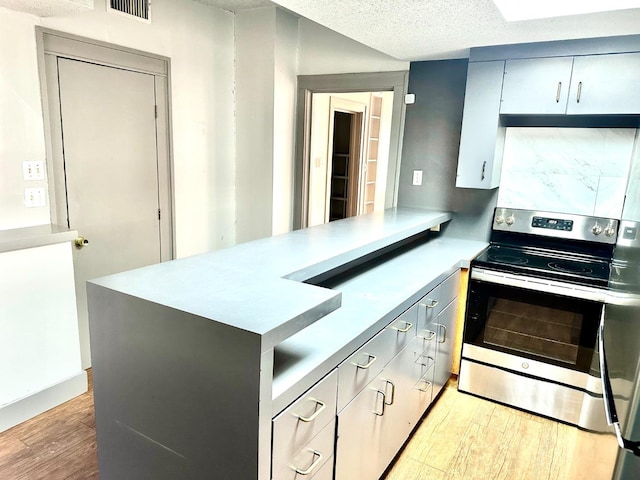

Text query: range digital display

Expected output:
[532,216,573,231]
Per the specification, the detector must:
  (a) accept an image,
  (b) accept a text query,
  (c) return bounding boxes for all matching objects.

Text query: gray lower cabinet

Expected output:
[272,370,338,480]
[432,298,458,399]
[334,271,460,480]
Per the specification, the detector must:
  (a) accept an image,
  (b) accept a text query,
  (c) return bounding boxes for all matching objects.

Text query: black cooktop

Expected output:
[473,244,611,287]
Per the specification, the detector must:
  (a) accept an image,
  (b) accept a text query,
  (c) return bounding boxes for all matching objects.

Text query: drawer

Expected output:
[416,270,460,334]
[337,305,417,412]
[272,417,336,480]
[273,369,337,462]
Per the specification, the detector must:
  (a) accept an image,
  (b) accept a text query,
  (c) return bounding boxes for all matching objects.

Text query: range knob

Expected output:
[495,215,505,225]
[505,215,515,226]
[592,223,603,235]
[604,224,616,237]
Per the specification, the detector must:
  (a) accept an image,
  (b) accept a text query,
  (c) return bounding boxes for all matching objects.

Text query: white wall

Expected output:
[272,9,298,236]
[297,17,408,75]
[235,7,276,244]
[0,0,236,257]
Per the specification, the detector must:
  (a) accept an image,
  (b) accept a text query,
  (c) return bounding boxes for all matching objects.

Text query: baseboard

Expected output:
[0,370,88,433]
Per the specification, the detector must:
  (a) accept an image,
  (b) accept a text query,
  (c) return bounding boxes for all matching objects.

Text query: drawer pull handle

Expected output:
[555,81,562,103]
[436,324,447,343]
[293,449,324,475]
[427,300,439,309]
[297,399,326,423]
[353,353,377,369]
[419,329,436,341]
[415,379,432,393]
[390,321,413,333]
[415,354,434,367]
[374,389,386,416]
[383,379,395,405]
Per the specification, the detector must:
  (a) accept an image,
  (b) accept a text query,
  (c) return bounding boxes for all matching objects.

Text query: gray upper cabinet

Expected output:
[500,57,574,114]
[456,60,506,189]
[567,52,640,114]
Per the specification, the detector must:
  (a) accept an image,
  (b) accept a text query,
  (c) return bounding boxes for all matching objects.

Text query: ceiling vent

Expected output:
[107,0,150,22]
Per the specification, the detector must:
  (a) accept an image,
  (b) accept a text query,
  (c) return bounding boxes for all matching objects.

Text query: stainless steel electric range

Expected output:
[459,208,619,431]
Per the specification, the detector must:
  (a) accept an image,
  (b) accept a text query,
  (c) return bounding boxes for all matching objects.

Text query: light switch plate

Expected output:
[23,161,45,181]
[24,187,46,207]
[412,170,423,186]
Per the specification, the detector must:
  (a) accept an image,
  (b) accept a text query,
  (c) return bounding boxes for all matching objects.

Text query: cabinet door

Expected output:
[335,377,387,480]
[567,52,640,114]
[500,57,573,114]
[456,60,505,189]
[432,299,458,399]
[335,346,414,480]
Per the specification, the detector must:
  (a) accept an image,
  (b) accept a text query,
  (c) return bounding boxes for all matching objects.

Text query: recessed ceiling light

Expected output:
[492,0,640,21]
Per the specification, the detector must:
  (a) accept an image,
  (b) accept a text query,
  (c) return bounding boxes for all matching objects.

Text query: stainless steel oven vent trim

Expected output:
[470,268,609,302]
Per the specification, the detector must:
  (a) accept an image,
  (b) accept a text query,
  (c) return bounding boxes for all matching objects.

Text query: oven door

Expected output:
[464,268,605,375]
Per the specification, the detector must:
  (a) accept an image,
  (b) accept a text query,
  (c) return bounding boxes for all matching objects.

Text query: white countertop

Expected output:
[0,224,77,253]
[89,208,454,352]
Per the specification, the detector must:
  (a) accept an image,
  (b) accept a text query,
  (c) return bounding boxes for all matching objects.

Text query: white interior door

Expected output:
[55,57,168,367]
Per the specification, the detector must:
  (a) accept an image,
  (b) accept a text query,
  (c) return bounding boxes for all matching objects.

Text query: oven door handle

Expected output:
[598,307,640,456]
[471,268,608,302]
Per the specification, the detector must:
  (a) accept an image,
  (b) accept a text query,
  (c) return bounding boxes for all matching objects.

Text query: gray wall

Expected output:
[397,59,497,241]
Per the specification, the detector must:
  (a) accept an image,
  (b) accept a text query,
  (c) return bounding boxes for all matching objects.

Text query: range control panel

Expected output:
[493,208,619,244]
[532,216,573,231]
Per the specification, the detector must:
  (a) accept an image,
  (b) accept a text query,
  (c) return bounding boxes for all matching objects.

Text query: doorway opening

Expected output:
[294,71,408,230]
[307,91,394,226]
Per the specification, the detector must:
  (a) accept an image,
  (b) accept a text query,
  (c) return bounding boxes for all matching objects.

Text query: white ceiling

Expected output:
[206,0,640,61]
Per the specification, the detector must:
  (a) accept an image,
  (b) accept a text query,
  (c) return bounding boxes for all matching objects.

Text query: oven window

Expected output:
[484,298,582,364]
[464,279,602,372]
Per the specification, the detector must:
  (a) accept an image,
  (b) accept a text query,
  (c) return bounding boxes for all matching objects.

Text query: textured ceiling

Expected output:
[193,0,273,13]
[269,0,640,60]
[0,0,93,16]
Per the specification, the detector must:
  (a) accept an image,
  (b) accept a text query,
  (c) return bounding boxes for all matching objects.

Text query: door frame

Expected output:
[326,96,367,221]
[294,71,409,229]
[35,27,174,260]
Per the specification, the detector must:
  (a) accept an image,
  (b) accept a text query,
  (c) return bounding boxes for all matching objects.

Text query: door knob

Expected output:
[74,236,89,248]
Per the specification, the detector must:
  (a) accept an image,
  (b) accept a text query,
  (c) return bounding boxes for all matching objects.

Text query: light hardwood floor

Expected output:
[384,378,618,480]
[0,373,617,479]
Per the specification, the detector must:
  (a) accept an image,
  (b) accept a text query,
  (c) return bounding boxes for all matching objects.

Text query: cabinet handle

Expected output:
[436,324,447,343]
[296,398,326,423]
[418,329,436,341]
[555,81,562,103]
[293,449,324,475]
[481,160,486,181]
[577,81,582,103]
[419,300,438,310]
[390,321,413,333]
[383,379,395,405]
[415,379,432,393]
[415,354,434,368]
[352,353,377,370]
[374,389,386,416]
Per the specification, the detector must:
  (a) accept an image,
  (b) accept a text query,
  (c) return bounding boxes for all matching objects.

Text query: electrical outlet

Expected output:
[23,161,45,181]
[412,170,423,186]
[24,187,46,207]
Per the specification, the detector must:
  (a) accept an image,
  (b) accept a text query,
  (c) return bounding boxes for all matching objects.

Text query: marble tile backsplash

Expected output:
[497,128,637,219]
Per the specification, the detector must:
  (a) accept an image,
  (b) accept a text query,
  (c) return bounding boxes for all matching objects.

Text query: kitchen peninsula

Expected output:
[87,208,487,480]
